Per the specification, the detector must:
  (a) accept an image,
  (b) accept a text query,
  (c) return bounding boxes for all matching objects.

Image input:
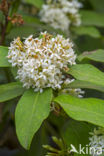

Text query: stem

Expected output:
[0,13,8,45]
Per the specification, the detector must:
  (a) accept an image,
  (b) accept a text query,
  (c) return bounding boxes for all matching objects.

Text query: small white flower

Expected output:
[39,0,82,31]
[8,32,77,92]
[89,127,104,156]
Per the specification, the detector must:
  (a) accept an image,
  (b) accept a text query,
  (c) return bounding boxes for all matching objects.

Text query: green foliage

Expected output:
[0,46,10,67]
[25,0,44,8]
[7,26,38,39]
[7,24,65,40]
[54,94,104,127]
[89,0,104,12]
[61,120,94,149]
[43,136,68,156]
[72,26,101,38]
[68,64,104,88]
[66,80,104,93]
[78,49,104,62]
[0,0,104,154]
[0,82,25,102]
[80,10,104,27]
[15,88,52,149]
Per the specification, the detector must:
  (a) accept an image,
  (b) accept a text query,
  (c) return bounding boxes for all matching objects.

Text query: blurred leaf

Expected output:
[7,24,66,40]
[66,80,104,93]
[7,26,38,39]
[10,67,18,78]
[74,36,104,53]
[0,10,4,22]
[72,26,101,38]
[89,0,104,13]
[78,49,104,62]
[80,10,104,27]
[25,0,44,9]
[68,64,104,87]
[61,119,93,150]
[54,94,104,127]
[0,46,10,67]
[22,15,41,24]
[0,82,25,102]
[15,88,52,149]
[0,68,7,84]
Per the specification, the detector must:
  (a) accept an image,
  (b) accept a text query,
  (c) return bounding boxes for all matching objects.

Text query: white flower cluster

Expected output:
[89,127,104,156]
[8,32,77,92]
[39,0,82,31]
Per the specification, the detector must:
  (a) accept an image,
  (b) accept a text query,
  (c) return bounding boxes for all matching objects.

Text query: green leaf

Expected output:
[72,26,101,38]
[66,80,104,93]
[7,24,66,39]
[0,46,10,67]
[61,120,94,150]
[0,10,4,22]
[68,64,104,87]
[7,26,38,39]
[10,67,18,78]
[15,88,52,149]
[25,0,44,9]
[75,36,104,52]
[78,49,104,63]
[89,0,104,13]
[22,15,42,24]
[80,10,104,27]
[54,94,104,127]
[0,82,25,102]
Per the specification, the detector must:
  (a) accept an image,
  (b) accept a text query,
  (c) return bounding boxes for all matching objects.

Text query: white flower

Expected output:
[62,78,85,98]
[89,127,104,156]
[40,6,70,31]
[8,32,76,92]
[39,0,82,31]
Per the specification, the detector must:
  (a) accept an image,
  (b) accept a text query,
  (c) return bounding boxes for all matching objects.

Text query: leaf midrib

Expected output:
[25,92,39,148]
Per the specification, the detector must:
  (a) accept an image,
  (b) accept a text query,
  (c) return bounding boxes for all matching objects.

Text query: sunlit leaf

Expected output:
[66,80,104,93]
[25,0,44,9]
[0,82,25,102]
[15,88,52,149]
[68,64,104,87]
[72,26,101,38]
[54,94,104,127]
[78,49,104,62]
[0,46,10,67]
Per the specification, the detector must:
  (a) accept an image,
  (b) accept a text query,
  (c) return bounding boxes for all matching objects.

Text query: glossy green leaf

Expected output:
[0,46,10,67]
[54,94,104,127]
[72,26,101,38]
[25,0,44,8]
[0,82,25,102]
[78,49,104,62]
[66,80,104,93]
[15,88,52,149]
[80,10,104,27]
[68,64,104,87]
